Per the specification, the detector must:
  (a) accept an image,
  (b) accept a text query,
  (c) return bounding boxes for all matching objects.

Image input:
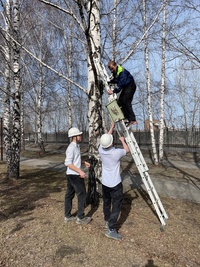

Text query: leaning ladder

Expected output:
[106,99,168,230]
[118,120,168,230]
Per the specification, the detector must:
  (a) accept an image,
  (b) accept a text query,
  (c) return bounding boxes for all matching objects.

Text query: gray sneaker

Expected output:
[64,216,76,223]
[105,229,122,241]
[76,216,91,225]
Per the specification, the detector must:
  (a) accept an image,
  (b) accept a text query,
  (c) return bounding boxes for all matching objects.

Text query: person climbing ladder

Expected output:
[107,60,137,127]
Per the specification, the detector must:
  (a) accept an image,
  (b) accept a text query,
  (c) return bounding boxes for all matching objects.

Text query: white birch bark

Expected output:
[3,0,12,178]
[159,0,167,161]
[143,0,158,165]
[10,0,21,178]
[63,24,73,129]
[20,74,25,151]
[37,62,45,153]
[82,0,103,179]
[112,0,117,61]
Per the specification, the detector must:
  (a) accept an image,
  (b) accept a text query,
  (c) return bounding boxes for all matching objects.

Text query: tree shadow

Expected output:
[193,151,200,169]
[0,168,65,222]
[119,161,160,226]
[163,151,200,190]
[145,259,158,267]
[85,203,99,218]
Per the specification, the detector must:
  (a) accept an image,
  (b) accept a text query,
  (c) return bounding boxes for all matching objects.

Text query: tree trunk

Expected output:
[20,73,25,151]
[64,24,73,130]
[112,0,117,61]
[10,0,21,178]
[3,0,12,179]
[37,64,45,153]
[84,0,103,180]
[159,0,167,161]
[143,0,158,165]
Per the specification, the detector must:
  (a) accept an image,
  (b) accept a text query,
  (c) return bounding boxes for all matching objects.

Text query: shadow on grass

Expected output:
[145,259,158,267]
[120,161,163,226]
[0,168,65,222]
[117,190,137,230]
[163,151,200,190]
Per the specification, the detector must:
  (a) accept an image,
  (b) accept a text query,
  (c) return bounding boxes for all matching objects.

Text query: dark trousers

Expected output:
[102,182,123,230]
[117,82,136,122]
[65,174,86,219]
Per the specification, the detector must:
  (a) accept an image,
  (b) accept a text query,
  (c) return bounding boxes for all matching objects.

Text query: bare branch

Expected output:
[169,32,200,65]
[121,5,164,65]
[0,26,87,94]
[37,0,85,32]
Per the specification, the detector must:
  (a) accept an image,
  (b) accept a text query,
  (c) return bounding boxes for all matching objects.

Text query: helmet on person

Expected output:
[100,134,113,148]
[68,127,83,138]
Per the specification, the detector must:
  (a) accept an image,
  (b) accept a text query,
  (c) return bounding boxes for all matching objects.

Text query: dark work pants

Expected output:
[65,174,86,219]
[102,182,123,230]
[117,82,136,122]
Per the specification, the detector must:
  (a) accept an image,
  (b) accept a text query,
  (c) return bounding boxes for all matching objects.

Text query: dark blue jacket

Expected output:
[109,65,136,93]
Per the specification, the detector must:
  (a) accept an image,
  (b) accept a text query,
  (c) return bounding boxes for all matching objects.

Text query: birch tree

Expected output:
[63,22,73,129]
[2,0,12,178]
[143,0,158,164]
[159,0,167,161]
[10,0,21,178]
[1,0,21,179]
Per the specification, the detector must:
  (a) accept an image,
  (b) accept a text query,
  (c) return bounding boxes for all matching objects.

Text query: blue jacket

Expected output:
[110,65,135,93]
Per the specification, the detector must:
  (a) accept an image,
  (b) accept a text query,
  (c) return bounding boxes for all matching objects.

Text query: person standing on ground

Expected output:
[98,123,129,240]
[64,127,91,225]
[108,60,137,127]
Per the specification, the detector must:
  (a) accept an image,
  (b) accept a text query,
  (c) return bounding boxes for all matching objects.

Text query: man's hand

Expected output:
[79,170,86,178]
[119,136,129,153]
[84,161,90,168]
[111,123,115,129]
[119,136,125,143]
[108,89,113,95]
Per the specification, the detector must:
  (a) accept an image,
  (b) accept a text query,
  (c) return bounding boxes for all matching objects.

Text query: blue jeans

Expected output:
[102,182,123,230]
[65,174,86,219]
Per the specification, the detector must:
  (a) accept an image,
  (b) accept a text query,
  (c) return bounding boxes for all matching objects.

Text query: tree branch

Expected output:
[37,0,85,32]
[121,5,164,64]
[0,26,87,94]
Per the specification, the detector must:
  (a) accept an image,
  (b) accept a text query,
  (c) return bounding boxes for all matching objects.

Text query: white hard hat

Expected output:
[100,134,113,148]
[68,127,83,138]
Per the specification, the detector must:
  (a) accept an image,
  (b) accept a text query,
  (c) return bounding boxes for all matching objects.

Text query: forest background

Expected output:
[0,0,199,179]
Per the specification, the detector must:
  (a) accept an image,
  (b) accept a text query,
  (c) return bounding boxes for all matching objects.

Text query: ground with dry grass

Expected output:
[0,144,200,267]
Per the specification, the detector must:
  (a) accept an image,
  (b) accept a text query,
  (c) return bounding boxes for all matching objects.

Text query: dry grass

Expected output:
[0,146,200,267]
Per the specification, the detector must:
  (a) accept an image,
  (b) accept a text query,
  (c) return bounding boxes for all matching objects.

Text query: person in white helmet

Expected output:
[64,127,91,225]
[98,123,129,240]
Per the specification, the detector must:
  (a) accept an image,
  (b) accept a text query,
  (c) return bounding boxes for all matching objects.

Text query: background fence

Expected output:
[23,128,200,152]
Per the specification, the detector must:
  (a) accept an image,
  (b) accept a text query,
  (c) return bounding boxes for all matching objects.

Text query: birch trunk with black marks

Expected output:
[20,74,25,151]
[143,0,158,165]
[3,0,12,178]
[10,0,21,178]
[37,63,45,153]
[112,0,117,62]
[159,0,167,161]
[64,24,73,129]
[85,0,103,180]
